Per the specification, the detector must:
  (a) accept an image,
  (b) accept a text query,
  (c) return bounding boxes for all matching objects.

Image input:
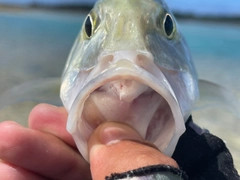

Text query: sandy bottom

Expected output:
[193,108,240,171]
[192,54,240,171]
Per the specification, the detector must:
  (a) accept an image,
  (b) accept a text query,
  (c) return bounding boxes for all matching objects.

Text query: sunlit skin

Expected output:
[0,104,178,180]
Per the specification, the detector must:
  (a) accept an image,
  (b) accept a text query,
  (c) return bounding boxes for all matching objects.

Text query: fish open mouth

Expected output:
[67,60,185,162]
[82,79,175,147]
[82,79,175,143]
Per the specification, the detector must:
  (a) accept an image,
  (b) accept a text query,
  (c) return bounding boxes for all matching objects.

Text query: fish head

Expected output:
[60,0,199,161]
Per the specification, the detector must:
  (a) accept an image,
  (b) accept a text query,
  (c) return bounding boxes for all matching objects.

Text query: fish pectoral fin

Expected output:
[194,79,240,119]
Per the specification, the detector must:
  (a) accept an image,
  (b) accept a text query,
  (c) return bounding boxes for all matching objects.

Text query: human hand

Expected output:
[0,104,179,180]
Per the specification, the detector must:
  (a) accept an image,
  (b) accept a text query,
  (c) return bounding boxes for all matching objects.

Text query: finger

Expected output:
[88,122,179,180]
[28,103,76,148]
[0,161,46,180]
[0,121,91,180]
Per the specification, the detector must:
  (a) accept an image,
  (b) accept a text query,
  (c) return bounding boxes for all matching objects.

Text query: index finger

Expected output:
[28,103,76,148]
[0,121,91,180]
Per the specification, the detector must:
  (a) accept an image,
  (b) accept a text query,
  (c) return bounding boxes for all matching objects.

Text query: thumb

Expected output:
[88,122,179,180]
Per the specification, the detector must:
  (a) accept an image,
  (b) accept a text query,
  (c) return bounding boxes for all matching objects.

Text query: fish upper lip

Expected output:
[67,64,185,162]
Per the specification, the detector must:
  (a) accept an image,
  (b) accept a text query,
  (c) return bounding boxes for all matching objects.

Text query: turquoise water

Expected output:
[181,21,240,59]
[0,10,239,171]
[180,21,240,95]
[0,10,84,93]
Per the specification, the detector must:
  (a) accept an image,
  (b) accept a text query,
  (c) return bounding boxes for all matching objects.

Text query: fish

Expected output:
[60,0,199,162]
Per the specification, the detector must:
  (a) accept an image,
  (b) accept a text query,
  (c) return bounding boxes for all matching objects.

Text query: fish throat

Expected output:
[82,79,175,143]
[82,79,175,148]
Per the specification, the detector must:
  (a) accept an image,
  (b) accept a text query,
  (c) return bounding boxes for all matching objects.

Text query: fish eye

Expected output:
[84,15,93,38]
[163,14,175,38]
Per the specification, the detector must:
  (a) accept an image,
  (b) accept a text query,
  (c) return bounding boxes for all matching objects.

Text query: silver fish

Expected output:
[60,0,198,161]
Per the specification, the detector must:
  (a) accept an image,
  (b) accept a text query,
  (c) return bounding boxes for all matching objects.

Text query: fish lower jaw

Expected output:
[81,80,175,156]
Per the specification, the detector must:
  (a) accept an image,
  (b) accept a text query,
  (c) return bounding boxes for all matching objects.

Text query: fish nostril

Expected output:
[137,54,146,62]
[104,55,114,63]
[96,54,114,70]
[98,54,114,64]
[98,51,154,71]
[136,54,152,70]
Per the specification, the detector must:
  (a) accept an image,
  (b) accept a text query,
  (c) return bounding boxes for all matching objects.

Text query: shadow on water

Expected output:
[0,78,62,109]
[0,78,61,127]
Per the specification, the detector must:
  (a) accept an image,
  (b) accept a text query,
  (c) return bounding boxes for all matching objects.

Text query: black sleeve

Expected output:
[172,116,240,180]
[105,165,188,180]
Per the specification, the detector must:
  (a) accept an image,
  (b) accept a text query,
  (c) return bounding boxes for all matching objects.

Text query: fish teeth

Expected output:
[109,79,150,102]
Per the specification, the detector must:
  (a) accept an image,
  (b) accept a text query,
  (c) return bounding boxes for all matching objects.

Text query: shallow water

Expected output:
[0,9,239,171]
